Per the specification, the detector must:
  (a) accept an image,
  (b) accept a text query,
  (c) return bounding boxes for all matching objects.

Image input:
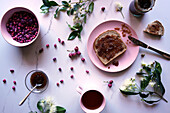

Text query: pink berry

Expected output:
[69,53,73,58]
[108,83,112,88]
[53,57,56,62]
[58,38,61,42]
[10,69,14,73]
[86,70,89,74]
[59,68,62,72]
[70,75,74,78]
[72,52,76,56]
[12,86,15,90]
[39,48,44,53]
[46,44,49,48]
[76,51,81,55]
[70,67,74,71]
[74,46,79,52]
[109,80,113,84]
[3,79,6,83]
[60,80,64,83]
[56,82,59,86]
[54,44,57,48]
[61,41,64,45]
[101,7,105,12]
[13,81,16,85]
[81,58,85,62]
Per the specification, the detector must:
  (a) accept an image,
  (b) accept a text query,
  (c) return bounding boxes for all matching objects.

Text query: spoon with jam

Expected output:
[19,70,48,106]
[19,83,42,106]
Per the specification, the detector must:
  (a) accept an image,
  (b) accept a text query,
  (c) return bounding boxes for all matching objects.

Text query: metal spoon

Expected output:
[19,83,42,106]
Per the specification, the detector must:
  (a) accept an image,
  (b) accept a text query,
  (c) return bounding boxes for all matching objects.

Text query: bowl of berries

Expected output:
[1,7,40,47]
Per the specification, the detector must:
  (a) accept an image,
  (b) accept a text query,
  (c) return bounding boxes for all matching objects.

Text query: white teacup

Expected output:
[77,86,106,113]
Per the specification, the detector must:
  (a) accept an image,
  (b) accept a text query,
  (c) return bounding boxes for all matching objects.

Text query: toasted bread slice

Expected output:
[93,30,127,65]
[144,20,164,36]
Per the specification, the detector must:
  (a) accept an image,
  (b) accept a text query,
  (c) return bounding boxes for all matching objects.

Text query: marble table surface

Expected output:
[0,0,170,113]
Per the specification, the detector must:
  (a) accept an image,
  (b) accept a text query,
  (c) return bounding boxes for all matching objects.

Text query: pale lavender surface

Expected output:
[0,0,170,113]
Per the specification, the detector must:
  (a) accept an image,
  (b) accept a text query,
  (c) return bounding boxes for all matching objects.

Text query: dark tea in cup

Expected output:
[81,90,104,110]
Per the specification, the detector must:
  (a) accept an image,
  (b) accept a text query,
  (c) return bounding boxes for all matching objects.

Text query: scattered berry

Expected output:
[46,44,49,48]
[56,82,59,86]
[70,67,74,71]
[108,83,112,88]
[10,69,14,73]
[39,48,44,53]
[58,68,62,72]
[86,70,89,74]
[58,38,61,42]
[70,75,74,78]
[54,44,57,48]
[12,86,15,90]
[72,52,77,56]
[3,79,6,83]
[61,41,65,45]
[76,51,81,55]
[141,54,145,58]
[101,7,105,12]
[81,58,85,62]
[69,53,73,58]
[74,46,79,52]
[13,81,16,85]
[60,80,64,83]
[109,80,113,84]
[53,57,57,62]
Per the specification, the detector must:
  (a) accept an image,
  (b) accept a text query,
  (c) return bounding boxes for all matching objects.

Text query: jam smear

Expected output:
[30,71,47,89]
[95,35,125,61]
[112,60,119,66]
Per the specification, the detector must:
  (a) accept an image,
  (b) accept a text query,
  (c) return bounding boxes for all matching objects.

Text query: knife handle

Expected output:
[148,46,170,60]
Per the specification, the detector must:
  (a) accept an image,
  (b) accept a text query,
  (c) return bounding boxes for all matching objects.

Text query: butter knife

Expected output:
[128,36,170,60]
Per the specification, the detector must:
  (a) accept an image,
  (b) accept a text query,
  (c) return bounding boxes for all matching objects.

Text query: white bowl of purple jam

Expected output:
[1,7,40,47]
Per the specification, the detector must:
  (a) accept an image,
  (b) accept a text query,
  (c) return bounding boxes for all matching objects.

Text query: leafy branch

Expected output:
[40,0,94,40]
[120,61,168,104]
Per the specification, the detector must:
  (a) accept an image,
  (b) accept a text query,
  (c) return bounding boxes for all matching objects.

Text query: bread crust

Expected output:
[93,30,127,65]
[144,20,164,36]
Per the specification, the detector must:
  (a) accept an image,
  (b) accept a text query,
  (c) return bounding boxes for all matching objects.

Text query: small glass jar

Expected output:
[129,0,156,17]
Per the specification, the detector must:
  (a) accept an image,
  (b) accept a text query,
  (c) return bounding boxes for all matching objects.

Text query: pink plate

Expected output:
[87,20,139,72]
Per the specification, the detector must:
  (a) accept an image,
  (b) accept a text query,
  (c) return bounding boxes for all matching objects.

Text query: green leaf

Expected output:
[70,8,74,15]
[155,61,162,74]
[73,4,80,11]
[143,98,160,104]
[81,14,86,23]
[54,7,60,18]
[67,23,78,31]
[56,106,66,113]
[140,76,151,90]
[68,31,78,40]
[88,2,94,13]
[49,1,58,6]
[40,5,49,10]
[60,7,67,11]
[62,1,69,7]
[120,89,139,95]
[67,10,70,16]
[77,32,81,40]
[139,92,149,98]
[136,72,146,75]
[37,100,44,112]
[42,0,51,7]
[41,9,49,13]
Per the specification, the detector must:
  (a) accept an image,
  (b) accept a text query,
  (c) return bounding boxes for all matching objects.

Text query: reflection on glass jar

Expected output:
[129,0,156,17]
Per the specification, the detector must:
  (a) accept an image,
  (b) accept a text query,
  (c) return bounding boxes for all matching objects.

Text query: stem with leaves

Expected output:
[40,0,94,40]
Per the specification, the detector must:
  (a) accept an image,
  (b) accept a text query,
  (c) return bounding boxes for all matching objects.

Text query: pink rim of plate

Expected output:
[0,7,40,47]
[87,20,139,72]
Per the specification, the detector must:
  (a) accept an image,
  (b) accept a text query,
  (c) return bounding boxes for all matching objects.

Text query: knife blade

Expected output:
[128,36,170,60]
[128,36,148,48]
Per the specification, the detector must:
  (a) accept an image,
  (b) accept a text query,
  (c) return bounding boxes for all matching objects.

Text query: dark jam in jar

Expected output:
[138,0,151,9]
[30,71,47,89]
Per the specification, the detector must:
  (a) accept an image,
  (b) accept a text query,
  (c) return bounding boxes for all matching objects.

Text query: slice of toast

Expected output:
[144,20,164,36]
[93,30,127,65]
